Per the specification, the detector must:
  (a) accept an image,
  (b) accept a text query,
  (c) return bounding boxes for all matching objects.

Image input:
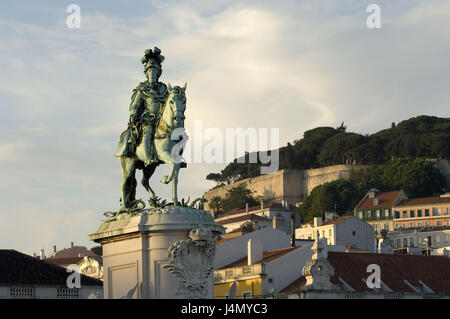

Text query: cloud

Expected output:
[0,0,449,254]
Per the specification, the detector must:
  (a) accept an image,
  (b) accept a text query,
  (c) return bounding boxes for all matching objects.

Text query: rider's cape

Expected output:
[115,82,167,157]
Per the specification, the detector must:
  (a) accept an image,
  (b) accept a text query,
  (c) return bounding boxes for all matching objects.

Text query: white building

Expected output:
[387,226,450,254]
[215,202,301,234]
[215,227,294,269]
[296,216,376,253]
[276,236,450,299]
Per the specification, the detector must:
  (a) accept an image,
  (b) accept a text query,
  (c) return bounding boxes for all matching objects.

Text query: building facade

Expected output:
[214,240,313,299]
[354,189,408,235]
[387,226,450,253]
[0,250,103,299]
[296,216,376,253]
[215,202,300,234]
[393,195,450,229]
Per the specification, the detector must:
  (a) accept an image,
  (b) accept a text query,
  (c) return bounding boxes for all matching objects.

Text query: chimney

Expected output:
[40,249,45,260]
[313,217,322,227]
[71,242,74,248]
[53,245,57,253]
[247,239,263,265]
[290,215,295,247]
[245,203,249,214]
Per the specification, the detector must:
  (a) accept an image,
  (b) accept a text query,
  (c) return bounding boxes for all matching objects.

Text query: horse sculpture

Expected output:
[119,83,187,208]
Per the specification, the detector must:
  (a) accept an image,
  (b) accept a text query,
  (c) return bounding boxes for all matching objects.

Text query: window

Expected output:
[425,209,430,217]
[385,209,390,217]
[410,237,414,247]
[396,239,401,248]
[403,238,408,247]
[329,229,332,237]
[417,210,422,217]
[376,210,381,219]
[418,222,423,227]
[384,224,389,230]
[426,222,431,226]
[410,210,415,218]
[403,223,408,228]
[242,292,252,299]
[434,208,441,216]
[394,211,400,219]
[367,211,372,219]
[402,211,408,218]
[447,220,450,226]
[359,211,364,219]
[437,221,442,226]
[410,222,415,227]
[446,208,450,215]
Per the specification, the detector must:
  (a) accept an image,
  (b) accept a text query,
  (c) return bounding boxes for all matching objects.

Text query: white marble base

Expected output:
[89,206,224,299]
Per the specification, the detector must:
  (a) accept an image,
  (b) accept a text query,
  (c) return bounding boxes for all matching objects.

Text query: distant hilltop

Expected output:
[206,115,450,187]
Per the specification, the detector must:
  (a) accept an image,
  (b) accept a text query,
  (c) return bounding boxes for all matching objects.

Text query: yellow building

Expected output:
[214,244,310,299]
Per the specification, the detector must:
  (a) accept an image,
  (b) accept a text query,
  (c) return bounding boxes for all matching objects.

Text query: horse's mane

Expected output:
[156,86,186,134]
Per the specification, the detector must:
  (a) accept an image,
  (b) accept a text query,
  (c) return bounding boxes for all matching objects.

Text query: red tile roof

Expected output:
[280,252,450,294]
[45,257,84,266]
[397,196,450,207]
[357,191,402,210]
[216,214,271,225]
[216,202,296,219]
[320,216,352,226]
[49,246,98,259]
[219,246,303,269]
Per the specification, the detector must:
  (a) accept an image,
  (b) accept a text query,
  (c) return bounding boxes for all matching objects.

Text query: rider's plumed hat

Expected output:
[141,47,165,72]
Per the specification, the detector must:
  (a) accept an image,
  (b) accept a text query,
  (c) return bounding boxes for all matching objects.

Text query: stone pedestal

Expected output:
[88,206,225,299]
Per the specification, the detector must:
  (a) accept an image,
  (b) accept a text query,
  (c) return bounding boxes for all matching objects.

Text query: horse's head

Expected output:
[166,83,187,129]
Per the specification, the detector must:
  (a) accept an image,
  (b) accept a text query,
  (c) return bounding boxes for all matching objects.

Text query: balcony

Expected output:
[214,264,265,282]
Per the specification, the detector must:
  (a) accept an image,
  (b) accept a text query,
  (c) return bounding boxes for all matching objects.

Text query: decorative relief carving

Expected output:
[163,229,217,299]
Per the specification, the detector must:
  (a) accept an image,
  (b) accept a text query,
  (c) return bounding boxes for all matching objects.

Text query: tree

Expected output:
[297,180,360,222]
[221,183,260,212]
[208,196,223,212]
[206,173,222,185]
[318,133,368,166]
[349,166,386,196]
[90,246,102,256]
[382,158,446,198]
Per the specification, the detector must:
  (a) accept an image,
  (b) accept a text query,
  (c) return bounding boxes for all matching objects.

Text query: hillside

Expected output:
[206,115,450,185]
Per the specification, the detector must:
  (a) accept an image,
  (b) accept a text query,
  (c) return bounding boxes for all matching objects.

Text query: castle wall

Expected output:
[203,165,367,212]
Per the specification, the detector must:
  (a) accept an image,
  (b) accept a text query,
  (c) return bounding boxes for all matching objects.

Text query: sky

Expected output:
[0,0,449,255]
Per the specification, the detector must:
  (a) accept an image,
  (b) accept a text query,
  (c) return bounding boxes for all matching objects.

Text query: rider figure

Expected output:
[115,47,168,166]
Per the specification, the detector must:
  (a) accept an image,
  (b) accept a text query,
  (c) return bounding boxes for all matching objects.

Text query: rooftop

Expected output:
[48,245,98,259]
[280,252,450,294]
[0,249,102,286]
[215,202,296,220]
[320,215,352,226]
[357,191,403,210]
[397,196,450,207]
[216,214,271,225]
[219,245,303,269]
